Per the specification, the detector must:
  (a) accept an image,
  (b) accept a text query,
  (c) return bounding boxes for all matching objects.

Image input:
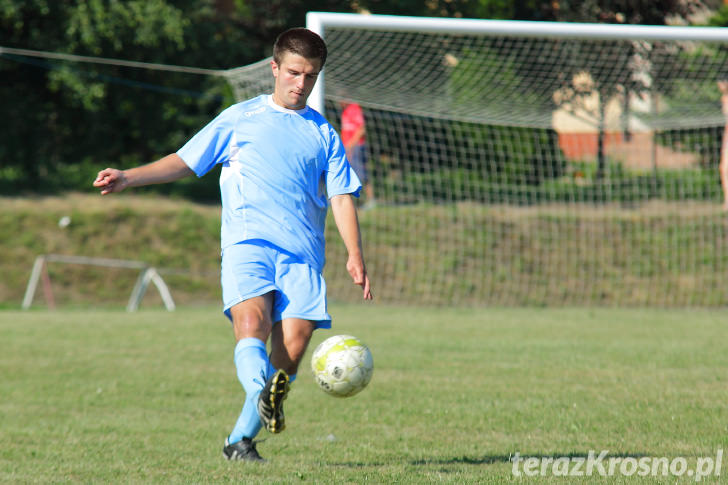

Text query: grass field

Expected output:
[2,305,727,483]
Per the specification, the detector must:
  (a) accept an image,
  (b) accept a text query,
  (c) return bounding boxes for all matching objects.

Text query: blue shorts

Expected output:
[347,144,368,184]
[221,240,331,328]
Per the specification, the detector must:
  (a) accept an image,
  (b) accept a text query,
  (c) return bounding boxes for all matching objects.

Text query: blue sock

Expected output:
[265,358,276,381]
[228,338,269,444]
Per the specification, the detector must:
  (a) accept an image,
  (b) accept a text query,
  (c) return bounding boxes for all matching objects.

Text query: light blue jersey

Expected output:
[177,95,361,272]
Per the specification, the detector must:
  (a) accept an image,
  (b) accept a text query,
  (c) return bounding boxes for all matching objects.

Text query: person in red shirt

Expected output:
[341,101,375,208]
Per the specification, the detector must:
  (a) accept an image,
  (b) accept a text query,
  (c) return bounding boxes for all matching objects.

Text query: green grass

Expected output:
[2,305,727,483]
[4,194,728,308]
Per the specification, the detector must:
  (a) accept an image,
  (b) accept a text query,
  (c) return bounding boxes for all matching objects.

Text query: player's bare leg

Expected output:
[231,293,274,342]
[258,318,315,433]
[225,294,275,459]
[270,318,315,374]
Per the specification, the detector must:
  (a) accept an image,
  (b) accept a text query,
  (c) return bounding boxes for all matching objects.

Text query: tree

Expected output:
[1,1,213,192]
[546,1,698,180]
[354,0,556,20]
[0,0,353,195]
[0,0,709,193]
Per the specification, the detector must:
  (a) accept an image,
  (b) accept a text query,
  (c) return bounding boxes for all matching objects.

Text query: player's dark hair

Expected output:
[273,28,327,68]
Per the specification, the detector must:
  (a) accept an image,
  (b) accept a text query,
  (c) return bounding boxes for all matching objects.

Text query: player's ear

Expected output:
[271,60,279,78]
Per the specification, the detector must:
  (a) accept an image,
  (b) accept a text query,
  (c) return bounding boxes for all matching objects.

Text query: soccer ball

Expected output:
[310,335,373,397]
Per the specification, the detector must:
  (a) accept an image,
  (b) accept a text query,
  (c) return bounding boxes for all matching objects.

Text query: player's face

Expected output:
[271,52,321,110]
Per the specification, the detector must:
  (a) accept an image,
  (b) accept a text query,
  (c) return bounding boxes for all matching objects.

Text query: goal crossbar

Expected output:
[307,12,728,41]
[306,12,728,115]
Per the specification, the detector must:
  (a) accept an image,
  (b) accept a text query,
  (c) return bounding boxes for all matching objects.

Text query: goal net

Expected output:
[225,13,728,307]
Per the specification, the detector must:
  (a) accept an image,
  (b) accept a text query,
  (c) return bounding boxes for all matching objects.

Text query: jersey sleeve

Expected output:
[325,125,362,198]
[177,106,239,177]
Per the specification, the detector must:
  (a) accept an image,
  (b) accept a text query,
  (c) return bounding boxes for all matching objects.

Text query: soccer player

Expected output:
[93,28,372,462]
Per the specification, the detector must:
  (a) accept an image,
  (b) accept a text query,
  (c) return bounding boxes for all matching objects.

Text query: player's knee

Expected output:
[231,305,271,341]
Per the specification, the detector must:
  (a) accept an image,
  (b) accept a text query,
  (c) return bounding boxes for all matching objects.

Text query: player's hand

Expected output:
[346,256,372,300]
[93,168,128,195]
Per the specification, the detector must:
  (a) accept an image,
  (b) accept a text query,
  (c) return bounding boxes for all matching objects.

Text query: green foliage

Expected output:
[649,40,727,111]
[356,0,557,20]
[655,126,724,169]
[645,8,728,164]
[384,160,721,206]
[0,0,354,194]
[551,0,690,24]
[708,3,728,27]
[0,0,725,200]
[66,0,188,55]
[448,45,550,115]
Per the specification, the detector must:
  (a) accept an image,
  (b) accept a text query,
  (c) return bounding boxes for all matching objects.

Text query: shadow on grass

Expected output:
[410,455,512,465]
[410,451,649,466]
[330,452,650,468]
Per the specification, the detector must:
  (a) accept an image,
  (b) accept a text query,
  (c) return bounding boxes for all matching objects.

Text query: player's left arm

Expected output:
[330,194,372,300]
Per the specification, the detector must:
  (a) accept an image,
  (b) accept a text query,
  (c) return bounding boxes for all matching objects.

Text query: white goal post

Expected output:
[224,13,728,307]
[305,12,728,116]
[22,254,176,312]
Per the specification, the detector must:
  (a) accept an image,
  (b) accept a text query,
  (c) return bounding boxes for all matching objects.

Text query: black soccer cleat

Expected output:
[223,437,265,462]
[257,369,290,434]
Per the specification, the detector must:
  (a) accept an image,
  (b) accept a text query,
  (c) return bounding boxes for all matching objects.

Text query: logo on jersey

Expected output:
[244,106,266,117]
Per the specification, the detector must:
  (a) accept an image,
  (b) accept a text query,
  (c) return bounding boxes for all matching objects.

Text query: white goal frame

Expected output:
[305,12,728,116]
[22,254,176,312]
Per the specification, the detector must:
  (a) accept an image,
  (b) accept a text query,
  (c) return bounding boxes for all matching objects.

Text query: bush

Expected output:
[380,160,721,205]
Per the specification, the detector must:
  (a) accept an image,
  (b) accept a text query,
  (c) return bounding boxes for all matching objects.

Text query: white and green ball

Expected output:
[310,335,373,397]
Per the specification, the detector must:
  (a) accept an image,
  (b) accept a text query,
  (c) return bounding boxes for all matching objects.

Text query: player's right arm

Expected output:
[330,193,372,300]
[93,153,194,195]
